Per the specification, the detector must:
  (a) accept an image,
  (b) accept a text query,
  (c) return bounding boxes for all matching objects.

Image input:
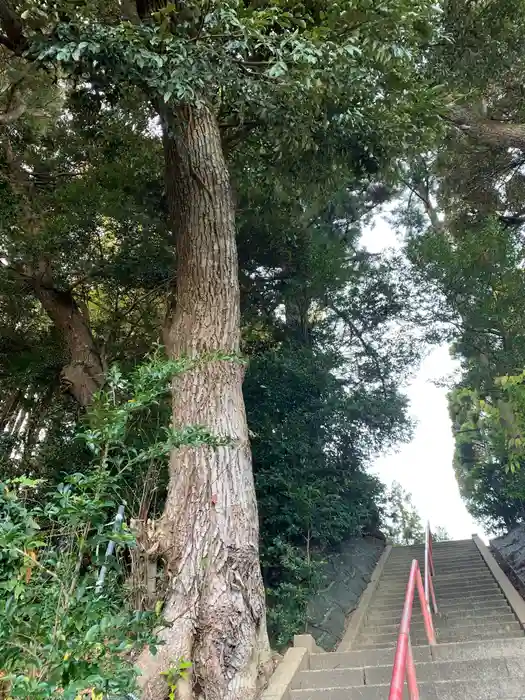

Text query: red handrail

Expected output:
[425,523,438,614]
[388,559,436,700]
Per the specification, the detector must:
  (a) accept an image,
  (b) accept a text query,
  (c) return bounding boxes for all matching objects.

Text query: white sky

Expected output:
[361,213,487,542]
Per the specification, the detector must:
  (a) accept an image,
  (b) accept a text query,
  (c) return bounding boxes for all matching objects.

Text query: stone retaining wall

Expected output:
[305,536,385,650]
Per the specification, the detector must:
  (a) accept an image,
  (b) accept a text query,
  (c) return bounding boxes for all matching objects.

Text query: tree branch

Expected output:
[0,1,28,53]
[329,303,388,397]
[445,106,525,151]
[0,97,26,123]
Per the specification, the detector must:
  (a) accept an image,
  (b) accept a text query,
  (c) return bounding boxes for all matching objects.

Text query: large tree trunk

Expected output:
[33,281,104,407]
[448,107,525,150]
[137,104,271,700]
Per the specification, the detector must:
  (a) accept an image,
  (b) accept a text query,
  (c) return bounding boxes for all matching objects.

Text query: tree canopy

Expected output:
[2,0,522,698]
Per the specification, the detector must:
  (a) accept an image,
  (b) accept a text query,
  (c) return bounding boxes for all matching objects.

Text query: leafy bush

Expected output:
[0,473,157,700]
[0,352,222,699]
[245,345,389,646]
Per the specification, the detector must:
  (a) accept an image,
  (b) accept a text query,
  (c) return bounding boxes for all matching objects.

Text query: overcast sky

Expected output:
[361,214,486,542]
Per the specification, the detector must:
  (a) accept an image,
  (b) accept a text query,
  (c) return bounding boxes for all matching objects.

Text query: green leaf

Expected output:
[84,624,99,643]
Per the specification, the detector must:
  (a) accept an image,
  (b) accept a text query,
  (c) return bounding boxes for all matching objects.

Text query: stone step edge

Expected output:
[360,616,518,635]
[297,653,525,678]
[312,637,525,670]
[290,675,525,695]
[293,655,525,690]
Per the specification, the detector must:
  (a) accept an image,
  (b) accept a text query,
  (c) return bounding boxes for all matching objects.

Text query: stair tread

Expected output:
[289,540,524,700]
[290,676,525,700]
[294,655,525,689]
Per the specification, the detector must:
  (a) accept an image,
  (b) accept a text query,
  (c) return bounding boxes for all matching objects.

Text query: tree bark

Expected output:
[137,104,271,700]
[32,282,104,407]
[447,107,525,151]
[0,388,21,432]
[3,132,104,408]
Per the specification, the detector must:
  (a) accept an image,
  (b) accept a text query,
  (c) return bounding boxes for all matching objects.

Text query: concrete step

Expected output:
[431,636,525,661]
[371,594,506,613]
[294,655,525,690]
[368,600,509,619]
[290,676,525,700]
[373,589,506,605]
[387,554,482,566]
[390,546,479,554]
[380,565,489,580]
[384,564,486,576]
[387,558,481,568]
[360,613,518,637]
[432,567,490,577]
[366,606,512,625]
[379,573,496,587]
[381,565,490,586]
[377,578,497,594]
[293,667,364,690]
[386,555,484,566]
[393,539,474,548]
[388,549,482,560]
[371,597,505,613]
[431,580,498,593]
[310,637,525,670]
[365,655,525,685]
[383,559,487,571]
[356,627,524,649]
[390,543,475,553]
[373,585,501,603]
[310,645,431,671]
[366,605,512,626]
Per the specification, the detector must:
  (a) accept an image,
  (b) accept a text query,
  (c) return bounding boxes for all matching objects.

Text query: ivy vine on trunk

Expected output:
[136,104,271,699]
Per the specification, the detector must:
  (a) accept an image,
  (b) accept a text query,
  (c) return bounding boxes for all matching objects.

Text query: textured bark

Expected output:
[137,105,270,700]
[0,388,21,432]
[448,107,525,150]
[3,129,103,408]
[33,281,104,407]
[284,293,311,344]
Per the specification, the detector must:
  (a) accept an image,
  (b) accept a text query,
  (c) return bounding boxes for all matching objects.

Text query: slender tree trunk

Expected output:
[0,388,21,432]
[33,283,104,407]
[22,385,55,461]
[284,291,310,344]
[137,104,270,700]
[4,132,104,409]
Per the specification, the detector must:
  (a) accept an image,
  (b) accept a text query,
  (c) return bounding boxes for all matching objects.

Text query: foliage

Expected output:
[0,353,222,698]
[160,660,192,700]
[0,0,455,666]
[383,482,425,545]
[403,142,525,535]
[30,0,443,160]
[242,217,423,644]
[0,473,156,700]
[450,385,525,534]
[433,526,450,542]
[262,539,325,649]
[396,0,525,535]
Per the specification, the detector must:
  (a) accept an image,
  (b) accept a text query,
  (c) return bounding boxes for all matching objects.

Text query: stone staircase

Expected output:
[281,538,525,700]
